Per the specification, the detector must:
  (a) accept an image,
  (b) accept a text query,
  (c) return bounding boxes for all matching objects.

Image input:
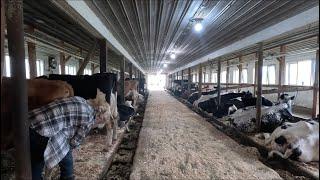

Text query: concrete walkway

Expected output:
[130,91,282,180]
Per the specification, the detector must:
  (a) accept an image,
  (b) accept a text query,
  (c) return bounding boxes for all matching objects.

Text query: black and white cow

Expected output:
[263,119,319,162]
[230,94,295,133]
[197,91,273,118]
[47,73,119,145]
[187,90,218,105]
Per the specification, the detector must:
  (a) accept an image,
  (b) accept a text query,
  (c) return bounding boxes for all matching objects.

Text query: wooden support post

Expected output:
[26,26,37,78]
[6,0,32,178]
[198,63,203,96]
[312,37,319,118]
[238,56,243,91]
[77,41,97,75]
[226,60,230,92]
[60,52,66,74]
[188,67,191,94]
[203,66,206,83]
[254,53,258,96]
[99,39,108,73]
[91,63,95,74]
[1,0,5,83]
[181,70,184,88]
[217,60,222,107]
[119,56,125,104]
[278,45,286,99]
[128,62,133,79]
[208,66,212,83]
[170,74,173,89]
[256,42,264,132]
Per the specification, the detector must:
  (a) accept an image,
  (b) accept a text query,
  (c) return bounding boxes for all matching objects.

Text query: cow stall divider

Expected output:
[165,91,319,179]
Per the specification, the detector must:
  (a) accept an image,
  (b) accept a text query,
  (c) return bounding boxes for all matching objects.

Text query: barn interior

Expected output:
[1,0,319,179]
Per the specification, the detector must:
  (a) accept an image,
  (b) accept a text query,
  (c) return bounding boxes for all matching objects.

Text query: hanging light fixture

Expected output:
[193,18,204,32]
[170,53,176,59]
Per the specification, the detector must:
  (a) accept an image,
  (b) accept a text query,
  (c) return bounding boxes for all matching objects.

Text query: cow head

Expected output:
[278,94,295,113]
[87,89,111,128]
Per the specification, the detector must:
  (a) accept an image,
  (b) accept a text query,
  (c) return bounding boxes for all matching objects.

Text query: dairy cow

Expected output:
[263,120,319,162]
[48,73,119,145]
[230,94,295,133]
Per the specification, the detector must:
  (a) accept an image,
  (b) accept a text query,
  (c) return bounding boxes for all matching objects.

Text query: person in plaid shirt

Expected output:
[28,94,108,180]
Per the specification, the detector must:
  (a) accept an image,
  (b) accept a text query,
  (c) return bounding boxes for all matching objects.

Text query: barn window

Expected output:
[4,55,32,78]
[204,73,209,83]
[262,65,276,85]
[221,70,227,83]
[241,69,248,83]
[211,72,217,83]
[36,60,44,76]
[193,74,198,82]
[285,60,312,86]
[232,69,239,83]
[65,65,76,75]
[5,56,11,77]
[25,59,30,79]
[84,68,92,75]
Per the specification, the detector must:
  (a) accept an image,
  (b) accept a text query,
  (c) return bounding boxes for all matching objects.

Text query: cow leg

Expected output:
[112,117,118,142]
[105,121,113,148]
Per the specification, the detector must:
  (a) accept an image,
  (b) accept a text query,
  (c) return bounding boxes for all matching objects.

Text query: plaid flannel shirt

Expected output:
[28,96,96,169]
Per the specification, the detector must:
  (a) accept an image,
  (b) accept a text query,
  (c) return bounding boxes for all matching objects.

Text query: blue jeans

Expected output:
[29,129,74,180]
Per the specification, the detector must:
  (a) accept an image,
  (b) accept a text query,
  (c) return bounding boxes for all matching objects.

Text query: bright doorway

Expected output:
[147,74,166,91]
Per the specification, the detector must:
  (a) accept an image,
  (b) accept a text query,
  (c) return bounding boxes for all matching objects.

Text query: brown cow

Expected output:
[1,77,74,150]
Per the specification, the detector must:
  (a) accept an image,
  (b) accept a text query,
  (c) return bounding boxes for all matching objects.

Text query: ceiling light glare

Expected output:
[194,22,203,32]
[170,53,176,59]
[163,64,168,68]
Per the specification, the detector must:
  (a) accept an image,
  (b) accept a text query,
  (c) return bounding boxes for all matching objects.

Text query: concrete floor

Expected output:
[130,91,282,180]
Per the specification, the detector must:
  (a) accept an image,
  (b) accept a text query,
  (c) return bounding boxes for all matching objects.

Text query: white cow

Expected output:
[263,120,319,162]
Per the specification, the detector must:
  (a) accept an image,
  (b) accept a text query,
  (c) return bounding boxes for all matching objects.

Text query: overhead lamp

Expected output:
[170,53,176,59]
[193,18,204,32]
[163,64,168,68]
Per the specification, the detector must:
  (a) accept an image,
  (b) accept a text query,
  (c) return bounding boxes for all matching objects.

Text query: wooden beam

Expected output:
[208,66,212,83]
[225,60,230,92]
[99,39,107,73]
[91,63,95,74]
[198,63,203,96]
[119,56,125,104]
[77,41,97,75]
[312,36,319,118]
[1,0,5,83]
[6,0,32,178]
[262,86,314,94]
[64,55,71,63]
[203,66,206,83]
[128,62,133,79]
[278,45,286,99]
[256,42,264,132]
[26,26,37,78]
[217,60,222,106]
[60,52,66,74]
[188,67,191,94]
[254,52,258,96]
[238,55,243,91]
